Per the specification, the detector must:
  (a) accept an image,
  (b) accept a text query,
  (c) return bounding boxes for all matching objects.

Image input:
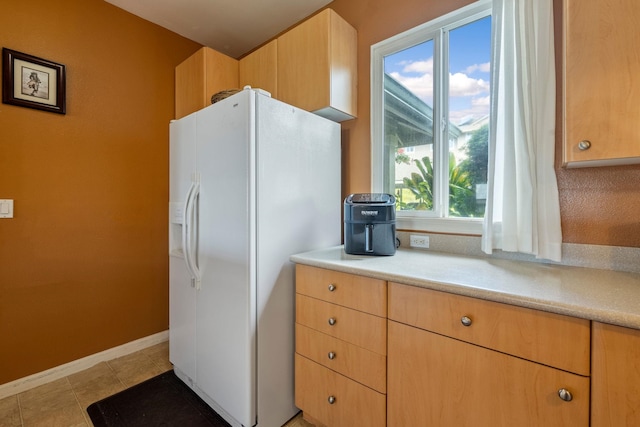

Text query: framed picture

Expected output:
[2,48,66,114]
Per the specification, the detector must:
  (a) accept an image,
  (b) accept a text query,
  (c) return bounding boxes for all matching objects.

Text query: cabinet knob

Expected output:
[328,317,336,326]
[328,351,336,360]
[328,283,336,292]
[558,388,573,402]
[577,140,591,151]
[461,316,472,327]
[328,395,336,404]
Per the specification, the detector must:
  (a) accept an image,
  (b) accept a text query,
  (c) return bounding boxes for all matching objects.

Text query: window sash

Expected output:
[371,0,491,233]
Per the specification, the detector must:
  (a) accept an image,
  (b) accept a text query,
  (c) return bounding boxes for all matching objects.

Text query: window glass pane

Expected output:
[383,40,435,212]
[447,16,490,218]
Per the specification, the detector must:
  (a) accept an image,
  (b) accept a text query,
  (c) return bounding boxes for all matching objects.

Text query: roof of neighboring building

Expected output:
[384,73,462,148]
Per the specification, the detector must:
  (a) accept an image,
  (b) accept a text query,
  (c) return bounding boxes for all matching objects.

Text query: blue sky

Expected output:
[384,15,491,124]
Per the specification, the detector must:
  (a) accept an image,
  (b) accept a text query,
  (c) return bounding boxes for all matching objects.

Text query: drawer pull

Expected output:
[328,351,336,360]
[328,395,336,404]
[577,140,591,151]
[328,283,336,292]
[328,317,336,326]
[558,388,573,402]
[461,316,472,327]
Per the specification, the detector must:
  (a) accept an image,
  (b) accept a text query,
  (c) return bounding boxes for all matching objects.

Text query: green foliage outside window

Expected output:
[396,124,488,217]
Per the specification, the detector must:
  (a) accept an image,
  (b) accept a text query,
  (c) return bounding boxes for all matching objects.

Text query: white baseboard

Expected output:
[0,330,169,400]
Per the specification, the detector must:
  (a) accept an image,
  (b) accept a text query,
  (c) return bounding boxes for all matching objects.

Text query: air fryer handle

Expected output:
[365,224,374,253]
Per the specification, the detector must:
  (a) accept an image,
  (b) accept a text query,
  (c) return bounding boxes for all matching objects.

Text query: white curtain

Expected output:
[481,0,562,262]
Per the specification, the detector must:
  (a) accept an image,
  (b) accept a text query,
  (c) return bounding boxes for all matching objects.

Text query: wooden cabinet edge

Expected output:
[175,47,238,119]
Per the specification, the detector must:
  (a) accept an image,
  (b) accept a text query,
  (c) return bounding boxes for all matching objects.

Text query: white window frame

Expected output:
[370,0,491,235]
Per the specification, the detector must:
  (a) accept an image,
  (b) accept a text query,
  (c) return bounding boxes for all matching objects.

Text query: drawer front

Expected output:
[295,354,386,427]
[296,294,387,355]
[388,282,590,375]
[296,264,387,316]
[388,321,590,427]
[296,323,386,393]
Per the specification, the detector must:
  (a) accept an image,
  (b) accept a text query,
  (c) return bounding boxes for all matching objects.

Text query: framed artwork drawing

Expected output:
[2,48,66,114]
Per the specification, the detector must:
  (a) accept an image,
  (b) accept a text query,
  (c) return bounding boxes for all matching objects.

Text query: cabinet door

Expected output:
[591,322,640,426]
[387,321,589,426]
[239,40,277,97]
[563,0,640,166]
[175,47,238,119]
[277,9,357,121]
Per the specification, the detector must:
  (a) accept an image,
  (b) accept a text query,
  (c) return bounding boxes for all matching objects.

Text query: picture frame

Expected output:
[2,48,66,114]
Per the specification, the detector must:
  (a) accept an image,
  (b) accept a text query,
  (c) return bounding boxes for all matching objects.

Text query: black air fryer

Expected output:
[344,193,397,256]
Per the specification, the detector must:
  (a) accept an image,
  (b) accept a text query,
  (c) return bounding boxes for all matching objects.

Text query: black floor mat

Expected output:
[87,370,231,427]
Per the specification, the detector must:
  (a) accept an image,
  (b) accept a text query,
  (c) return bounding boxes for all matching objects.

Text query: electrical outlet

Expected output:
[409,234,429,248]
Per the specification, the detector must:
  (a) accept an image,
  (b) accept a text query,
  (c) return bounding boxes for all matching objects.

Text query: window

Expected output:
[371,0,491,234]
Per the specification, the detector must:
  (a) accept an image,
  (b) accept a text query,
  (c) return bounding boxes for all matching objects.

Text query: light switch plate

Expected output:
[0,199,14,218]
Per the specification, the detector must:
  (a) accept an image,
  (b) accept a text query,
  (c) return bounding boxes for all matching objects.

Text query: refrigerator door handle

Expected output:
[182,179,201,289]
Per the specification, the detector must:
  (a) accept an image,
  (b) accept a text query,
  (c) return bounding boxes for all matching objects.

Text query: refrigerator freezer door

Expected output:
[169,115,197,256]
[169,256,197,382]
[169,114,198,382]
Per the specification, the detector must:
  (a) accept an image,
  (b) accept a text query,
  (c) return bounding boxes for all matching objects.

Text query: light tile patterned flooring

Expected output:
[0,342,312,427]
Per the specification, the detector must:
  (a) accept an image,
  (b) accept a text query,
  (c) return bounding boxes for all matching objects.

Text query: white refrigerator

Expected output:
[168,87,341,427]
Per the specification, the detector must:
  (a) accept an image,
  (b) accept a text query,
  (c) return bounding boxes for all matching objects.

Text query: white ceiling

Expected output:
[104,0,333,58]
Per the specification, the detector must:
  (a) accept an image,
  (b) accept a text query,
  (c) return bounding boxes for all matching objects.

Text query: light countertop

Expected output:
[291,246,640,330]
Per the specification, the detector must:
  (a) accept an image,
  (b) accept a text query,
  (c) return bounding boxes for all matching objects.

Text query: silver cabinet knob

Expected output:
[328,317,336,326]
[328,283,336,292]
[578,140,591,151]
[558,388,573,402]
[328,351,336,360]
[461,316,472,327]
[328,395,336,404]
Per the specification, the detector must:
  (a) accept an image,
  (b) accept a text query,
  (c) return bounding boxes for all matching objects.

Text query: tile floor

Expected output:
[0,342,312,427]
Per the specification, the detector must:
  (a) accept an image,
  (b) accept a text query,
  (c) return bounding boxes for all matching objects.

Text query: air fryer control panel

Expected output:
[347,193,394,204]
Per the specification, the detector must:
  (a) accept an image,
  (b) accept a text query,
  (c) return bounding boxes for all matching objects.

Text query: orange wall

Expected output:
[0,0,200,383]
[2,0,639,387]
[327,0,640,247]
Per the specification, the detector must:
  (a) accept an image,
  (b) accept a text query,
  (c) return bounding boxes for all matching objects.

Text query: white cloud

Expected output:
[389,59,490,120]
[389,71,434,101]
[449,72,489,97]
[402,58,434,74]
[472,96,490,107]
[465,62,491,74]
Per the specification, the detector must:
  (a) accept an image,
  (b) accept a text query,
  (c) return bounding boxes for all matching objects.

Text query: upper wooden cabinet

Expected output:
[277,9,357,122]
[175,47,239,119]
[239,40,278,98]
[176,10,356,122]
[563,0,640,167]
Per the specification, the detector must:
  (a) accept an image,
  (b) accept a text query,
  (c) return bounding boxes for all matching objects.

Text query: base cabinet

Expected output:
[591,322,640,426]
[387,282,590,427]
[294,265,386,427]
[292,265,638,427]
